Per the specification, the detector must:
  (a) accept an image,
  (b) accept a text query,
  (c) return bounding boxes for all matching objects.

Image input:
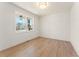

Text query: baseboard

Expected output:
[70,41,79,56]
[0,36,40,52]
[40,35,69,42]
[0,36,71,53]
[0,36,78,57]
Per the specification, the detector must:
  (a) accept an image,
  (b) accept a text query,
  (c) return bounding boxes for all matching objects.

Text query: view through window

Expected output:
[16,12,33,32]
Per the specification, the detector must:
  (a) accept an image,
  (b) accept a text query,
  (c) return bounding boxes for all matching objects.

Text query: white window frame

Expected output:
[15,11,34,33]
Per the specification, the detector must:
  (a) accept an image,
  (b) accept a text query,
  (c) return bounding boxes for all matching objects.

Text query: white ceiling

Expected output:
[13,2,73,16]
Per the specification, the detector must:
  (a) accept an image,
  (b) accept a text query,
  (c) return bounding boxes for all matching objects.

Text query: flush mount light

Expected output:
[36,2,48,9]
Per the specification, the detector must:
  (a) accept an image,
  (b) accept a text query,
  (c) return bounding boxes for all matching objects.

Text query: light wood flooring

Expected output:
[0,37,78,57]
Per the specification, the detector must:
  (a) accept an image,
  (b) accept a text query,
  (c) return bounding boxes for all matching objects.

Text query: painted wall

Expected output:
[1,3,79,55]
[40,12,70,41]
[0,3,39,51]
[70,2,79,55]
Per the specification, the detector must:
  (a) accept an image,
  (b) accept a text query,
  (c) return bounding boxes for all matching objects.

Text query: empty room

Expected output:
[0,2,79,57]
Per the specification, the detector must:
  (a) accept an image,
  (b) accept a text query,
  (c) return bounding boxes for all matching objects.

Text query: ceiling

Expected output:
[13,2,73,16]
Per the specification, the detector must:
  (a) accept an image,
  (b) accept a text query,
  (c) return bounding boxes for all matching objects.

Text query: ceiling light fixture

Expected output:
[36,2,48,9]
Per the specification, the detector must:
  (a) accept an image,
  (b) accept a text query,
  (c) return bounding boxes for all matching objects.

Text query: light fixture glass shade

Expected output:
[36,2,48,9]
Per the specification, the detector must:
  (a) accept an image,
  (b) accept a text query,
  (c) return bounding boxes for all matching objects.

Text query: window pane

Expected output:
[16,15,26,31]
[27,17,33,31]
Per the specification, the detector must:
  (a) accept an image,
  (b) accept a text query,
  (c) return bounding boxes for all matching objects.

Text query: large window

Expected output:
[16,12,33,32]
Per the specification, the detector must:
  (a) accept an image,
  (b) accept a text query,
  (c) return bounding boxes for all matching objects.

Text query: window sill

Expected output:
[16,30,26,33]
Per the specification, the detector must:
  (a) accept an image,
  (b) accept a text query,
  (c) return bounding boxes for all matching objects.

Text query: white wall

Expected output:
[1,3,79,56]
[40,12,70,41]
[0,3,6,50]
[70,2,79,55]
[0,3,39,51]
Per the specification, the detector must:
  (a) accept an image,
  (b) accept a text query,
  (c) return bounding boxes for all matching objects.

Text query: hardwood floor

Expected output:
[0,37,78,57]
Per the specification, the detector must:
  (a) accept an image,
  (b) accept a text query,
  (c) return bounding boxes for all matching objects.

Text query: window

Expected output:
[16,12,33,32]
[27,17,33,31]
[16,15,27,32]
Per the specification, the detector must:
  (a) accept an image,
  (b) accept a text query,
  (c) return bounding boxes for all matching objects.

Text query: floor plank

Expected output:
[0,37,78,57]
